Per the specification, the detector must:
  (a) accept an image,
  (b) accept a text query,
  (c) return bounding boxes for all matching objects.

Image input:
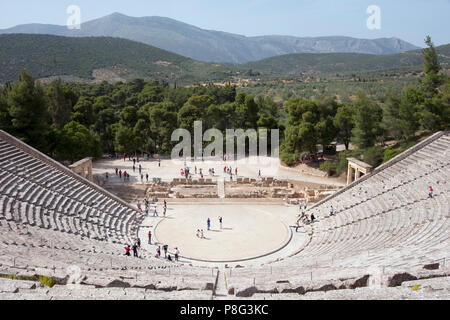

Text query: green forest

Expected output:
[0,37,448,173]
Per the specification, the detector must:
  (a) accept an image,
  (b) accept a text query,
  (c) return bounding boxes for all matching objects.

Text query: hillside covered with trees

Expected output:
[0,34,239,84]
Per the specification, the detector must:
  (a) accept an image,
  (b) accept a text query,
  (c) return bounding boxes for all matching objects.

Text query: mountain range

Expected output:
[0,12,420,64]
[1,33,448,85]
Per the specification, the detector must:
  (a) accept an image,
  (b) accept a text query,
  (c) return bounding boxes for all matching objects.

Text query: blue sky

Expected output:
[0,0,449,47]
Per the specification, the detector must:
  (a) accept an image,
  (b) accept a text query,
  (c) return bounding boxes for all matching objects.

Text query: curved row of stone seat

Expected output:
[0,135,142,245]
[0,278,213,300]
[312,135,450,213]
[226,133,450,289]
[0,219,218,291]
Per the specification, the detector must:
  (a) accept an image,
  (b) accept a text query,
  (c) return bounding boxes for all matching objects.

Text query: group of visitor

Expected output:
[155,244,180,262]
[124,238,141,258]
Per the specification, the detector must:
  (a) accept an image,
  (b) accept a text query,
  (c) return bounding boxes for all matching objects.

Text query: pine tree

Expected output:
[46,79,73,129]
[6,70,50,149]
[420,36,444,98]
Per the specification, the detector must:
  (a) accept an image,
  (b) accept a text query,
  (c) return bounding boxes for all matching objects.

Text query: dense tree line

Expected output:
[0,37,448,169]
[281,36,449,171]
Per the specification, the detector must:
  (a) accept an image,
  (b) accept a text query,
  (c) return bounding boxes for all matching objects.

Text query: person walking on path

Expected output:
[219,216,223,229]
[137,238,141,248]
[207,218,211,231]
[163,244,168,258]
[148,231,152,244]
[330,206,334,217]
[429,186,434,198]
[115,168,118,175]
[174,248,180,262]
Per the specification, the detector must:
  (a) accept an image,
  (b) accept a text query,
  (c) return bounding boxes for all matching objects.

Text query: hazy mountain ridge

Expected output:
[0,12,420,63]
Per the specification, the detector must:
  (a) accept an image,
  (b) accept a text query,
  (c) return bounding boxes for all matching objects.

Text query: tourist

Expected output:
[125,245,131,257]
[133,164,136,172]
[174,248,180,262]
[133,158,136,165]
[146,173,149,183]
[158,159,161,167]
[115,168,118,175]
[429,186,434,198]
[153,207,158,217]
[132,243,138,257]
[258,170,261,178]
[219,216,223,229]
[235,168,238,176]
[195,166,198,174]
[137,238,141,248]
[207,218,211,231]
[196,229,201,238]
[330,206,334,217]
[295,219,301,232]
[167,255,173,262]
[139,164,142,174]
[119,170,122,179]
[163,244,168,258]
[156,246,161,258]
[105,172,109,180]
[148,231,152,244]
[310,213,316,223]
[137,201,142,212]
